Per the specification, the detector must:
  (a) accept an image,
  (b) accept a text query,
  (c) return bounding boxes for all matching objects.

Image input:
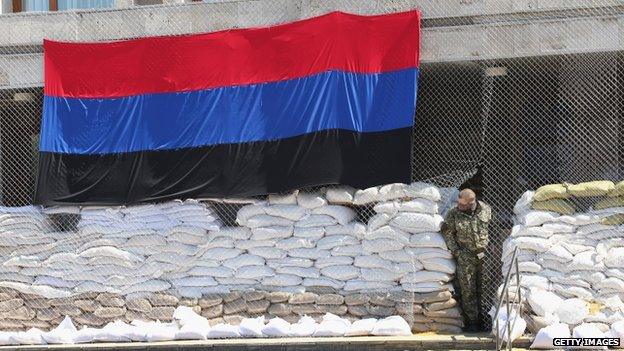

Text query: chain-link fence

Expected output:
[0,0,622,336]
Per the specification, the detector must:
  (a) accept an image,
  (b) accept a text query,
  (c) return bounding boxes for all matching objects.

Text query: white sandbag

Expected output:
[400,271,451,284]
[363,238,404,253]
[250,226,293,240]
[367,213,392,232]
[296,214,337,228]
[517,211,559,227]
[514,191,534,215]
[314,314,350,337]
[262,274,303,287]
[235,265,275,279]
[276,237,315,250]
[123,280,171,294]
[402,282,451,293]
[267,257,314,269]
[170,277,218,288]
[391,213,443,233]
[201,248,243,261]
[511,225,553,238]
[0,281,70,299]
[246,214,293,228]
[610,321,624,348]
[234,239,274,250]
[73,327,100,344]
[315,256,354,269]
[0,332,12,346]
[321,265,360,280]
[354,255,394,270]
[406,182,441,202]
[276,266,320,278]
[289,248,331,260]
[187,266,233,277]
[365,225,411,244]
[175,324,207,341]
[399,198,439,214]
[42,316,77,344]
[206,323,240,338]
[371,316,411,336]
[302,277,345,290]
[528,287,563,316]
[605,248,624,268]
[167,232,207,246]
[541,245,573,262]
[345,318,377,336]
[421,257,456,274]
[530,323,570,349]
[570,324,608,349]
[326,187,356,204]
[95,321,140,342]
[313,205,356,225]
[353,187,381,205]
[331,245,364,257]
[343,280,395,291]
[289,316,318,337]
[223,254,265,270]
[297,192,327,209]
[9,328,44,345]
[569,251,601,271]
[512,236,550,252]
[408,247,453,259]
[236,204,267,226]
[373,201,400,215]
[492,309,526,343]
[316,235,359,250]
[293,227,325,240]
[262,318,291,337]
[212,227,251,241]
[556,298,589,324]
[268,191,299,205]
[408,232,448,249]
[325,223,366,238]
[78,246,142,262]
[248,246,287,259]
[239,316,266,338]
[360,268,403,282]
[264,205,307,221]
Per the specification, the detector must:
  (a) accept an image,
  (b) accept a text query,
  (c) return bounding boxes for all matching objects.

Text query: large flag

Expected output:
[36,11,420,205]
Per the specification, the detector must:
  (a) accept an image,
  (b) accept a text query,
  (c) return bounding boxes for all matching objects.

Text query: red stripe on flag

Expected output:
[44,10,420,98]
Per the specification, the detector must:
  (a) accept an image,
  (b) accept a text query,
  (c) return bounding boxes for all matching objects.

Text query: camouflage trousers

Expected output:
[455,251,484,327]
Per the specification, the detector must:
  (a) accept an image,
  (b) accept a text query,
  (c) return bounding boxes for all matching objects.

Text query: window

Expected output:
[16,0,114,12]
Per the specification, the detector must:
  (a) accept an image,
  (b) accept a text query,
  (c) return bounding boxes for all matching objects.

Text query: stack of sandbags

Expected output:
[233,190,363,292]
[501,180,624,340]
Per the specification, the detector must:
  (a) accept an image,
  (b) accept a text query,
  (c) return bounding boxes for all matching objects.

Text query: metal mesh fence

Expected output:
[0,0,622,335]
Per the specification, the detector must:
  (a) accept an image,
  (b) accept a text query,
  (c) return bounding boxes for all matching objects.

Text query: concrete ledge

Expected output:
[0,334,534,351]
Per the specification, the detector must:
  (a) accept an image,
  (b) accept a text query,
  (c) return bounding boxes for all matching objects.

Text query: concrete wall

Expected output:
[0,0,623,89]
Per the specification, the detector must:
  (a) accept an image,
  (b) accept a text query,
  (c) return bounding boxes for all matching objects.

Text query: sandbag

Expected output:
[206,323,240,338]
[314,314,350,337]
[42,316,77,344]
[265,205,308,221]
[345,318,377,336]
[406,182,441,202]
[312,205,356,225]
[297,192,327,209]
[371,316,411,336]
[321,265,359,280]
[514,191,535,215]
[390,213,443,233]
[326,187,356,204]
[530,323,570,349]
[528,287,563,317]
[568,181,615,197]
[367,213,392,232]
[353,187,381,205]
[556,298,589,325]
[239,316,265,338]
[289,316,318,337]
[534,183,569,201]
[594,197,624,210]
[262,318,291,337]
[532,199,575,215]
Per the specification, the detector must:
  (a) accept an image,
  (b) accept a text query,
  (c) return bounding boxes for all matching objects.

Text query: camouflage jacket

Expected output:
[441,201,491,256]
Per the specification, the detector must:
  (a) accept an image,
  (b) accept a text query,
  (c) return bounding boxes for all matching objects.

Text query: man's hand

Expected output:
[477,252,485,260]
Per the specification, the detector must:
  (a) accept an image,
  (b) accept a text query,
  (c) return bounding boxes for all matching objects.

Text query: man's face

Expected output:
[458,196,476,212]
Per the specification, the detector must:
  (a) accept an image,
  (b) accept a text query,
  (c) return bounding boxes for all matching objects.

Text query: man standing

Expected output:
[441,188,491,332]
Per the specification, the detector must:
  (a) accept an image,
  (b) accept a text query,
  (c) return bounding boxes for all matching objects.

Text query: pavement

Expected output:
[0,333,534,351]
